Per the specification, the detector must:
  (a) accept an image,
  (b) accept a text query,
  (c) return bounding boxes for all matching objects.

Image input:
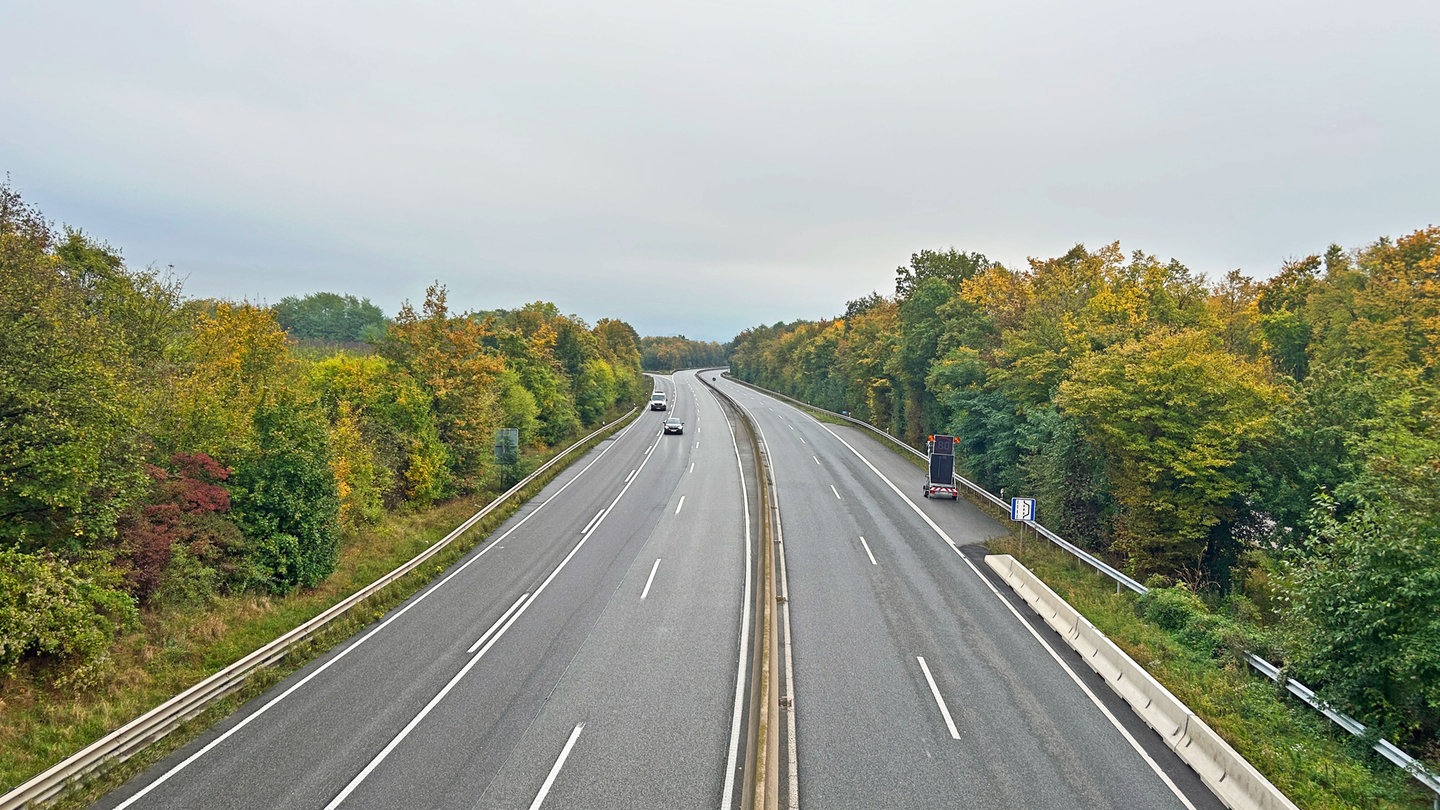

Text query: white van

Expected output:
[649,391,668,411]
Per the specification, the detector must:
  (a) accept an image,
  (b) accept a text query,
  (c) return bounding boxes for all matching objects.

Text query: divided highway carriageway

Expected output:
[89,369,1227,810]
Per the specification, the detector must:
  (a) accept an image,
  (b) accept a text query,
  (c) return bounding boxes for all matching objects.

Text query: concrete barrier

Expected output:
[985,555,1299,810]
[1180,717,1302,810]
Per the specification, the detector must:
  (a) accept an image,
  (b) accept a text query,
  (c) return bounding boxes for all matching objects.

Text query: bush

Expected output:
[1136,584,1252,661]
[230,396,340,593]
[0,550,137,685]
[153,544,219,607]
[116,453,243,604]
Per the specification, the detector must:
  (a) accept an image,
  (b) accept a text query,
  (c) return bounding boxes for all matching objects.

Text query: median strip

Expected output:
[700,372,782,810]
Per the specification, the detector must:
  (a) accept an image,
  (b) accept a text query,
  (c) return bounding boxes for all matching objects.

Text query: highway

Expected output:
[714,376,1225,810]
[92,369,1231,810]
[96,370,756,810]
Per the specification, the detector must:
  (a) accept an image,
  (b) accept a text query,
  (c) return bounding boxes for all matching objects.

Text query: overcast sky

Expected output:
[5,1,1437,341]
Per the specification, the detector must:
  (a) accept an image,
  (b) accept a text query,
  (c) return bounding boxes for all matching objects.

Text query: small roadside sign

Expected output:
[1011,498,1036,522]
[494,428,520,464]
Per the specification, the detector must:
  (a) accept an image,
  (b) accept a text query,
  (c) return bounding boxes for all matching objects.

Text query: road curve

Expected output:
[96,370,756,810]
[715,375,1224,810]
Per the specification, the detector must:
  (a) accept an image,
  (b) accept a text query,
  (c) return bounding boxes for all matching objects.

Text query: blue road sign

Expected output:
[1011,498,1036,522]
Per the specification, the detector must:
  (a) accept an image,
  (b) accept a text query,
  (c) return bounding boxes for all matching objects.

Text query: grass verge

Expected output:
[988,534,1433,810]
[0,410,633,806]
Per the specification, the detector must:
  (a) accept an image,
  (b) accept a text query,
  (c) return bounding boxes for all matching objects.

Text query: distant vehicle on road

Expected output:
[663,417,685,435]
[650,391,668,411]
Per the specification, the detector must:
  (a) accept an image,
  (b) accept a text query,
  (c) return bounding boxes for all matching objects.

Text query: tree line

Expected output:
[639,335,730,371]
[0,184,646,686]
[729,235,1440,750]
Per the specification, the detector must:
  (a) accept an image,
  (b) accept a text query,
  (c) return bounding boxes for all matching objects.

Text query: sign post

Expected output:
[1010,498,1036,546]
[494,428,520,487]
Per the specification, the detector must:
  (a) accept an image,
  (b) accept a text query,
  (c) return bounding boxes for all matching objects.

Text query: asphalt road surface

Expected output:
[715,375,1224,810]
[97,370,755,810]
[95,369,1228,810]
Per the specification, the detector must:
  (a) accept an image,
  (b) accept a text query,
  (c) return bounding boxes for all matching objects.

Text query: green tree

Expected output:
[1056,329,1280,577]
[229,391,341,593]
[893,277,954,441]
[894,248,991,300]
[1256,255,1320,380]
[273,292,387,343]
[0,186,148,550]
[0,549,137,686]
[639,334,729,372]
[492,305,582,443]
[1019,406,1113,551]
[497,371,541,448]
[1283,490,1440,746]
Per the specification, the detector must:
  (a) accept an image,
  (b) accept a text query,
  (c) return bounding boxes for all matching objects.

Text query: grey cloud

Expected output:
[5,0,1437,340]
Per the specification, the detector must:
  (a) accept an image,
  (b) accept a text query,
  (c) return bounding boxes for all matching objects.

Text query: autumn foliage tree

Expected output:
[116,453,241,604]
[1056,329,1279,576]
[729,226,1440,749]
[0,187,149,551]
[380,285,507,490]
[0,185,645,684]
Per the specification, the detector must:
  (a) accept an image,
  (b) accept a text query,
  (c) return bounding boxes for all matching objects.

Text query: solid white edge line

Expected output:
[323,416,665,809]
[527,723,585,810]
[112,411,650,810]
[814,421,1200,810]
[468,593,529,653]
[917,656,961,740]
[859,536,878,566]
[675,495,685,515]
[641,558,662,601]
[717,383,753,810]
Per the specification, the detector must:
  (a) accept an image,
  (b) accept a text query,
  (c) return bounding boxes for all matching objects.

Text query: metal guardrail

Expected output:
[722,374,1440,805]
[720,376,1144,592]
[1,409,640,810]
[1243,654,1440,798]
